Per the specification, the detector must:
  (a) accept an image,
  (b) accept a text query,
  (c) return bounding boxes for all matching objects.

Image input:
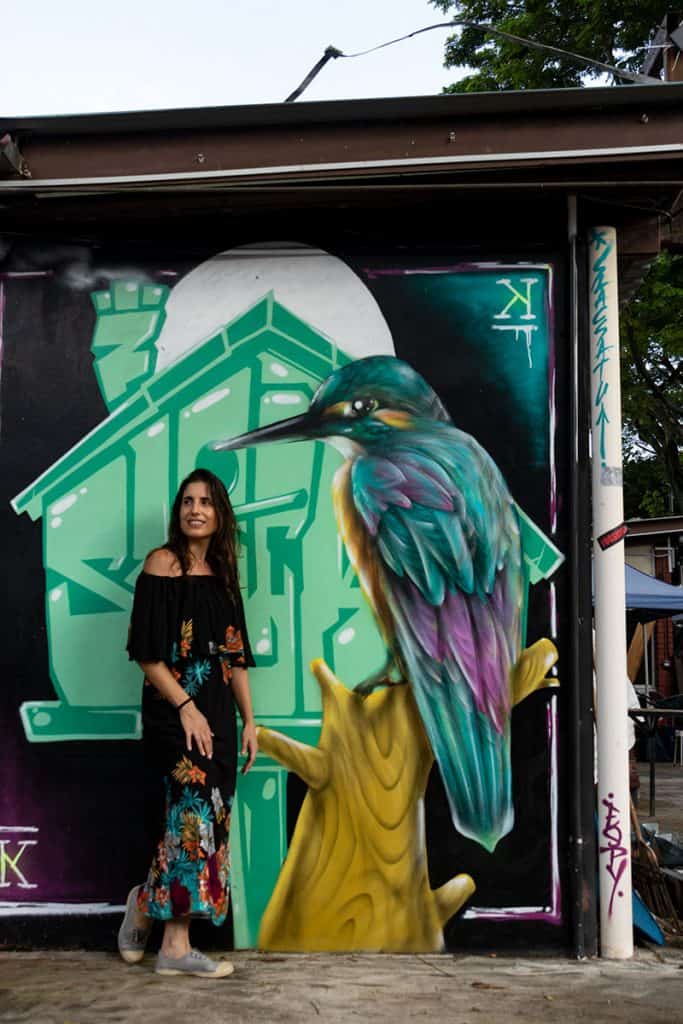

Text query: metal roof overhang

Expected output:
[4,82,683,136]
[1,83,683,200]
[626,517,683,539]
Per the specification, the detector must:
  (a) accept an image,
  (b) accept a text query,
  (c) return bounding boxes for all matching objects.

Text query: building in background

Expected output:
[626,515,683,696]
[2,83,683,956]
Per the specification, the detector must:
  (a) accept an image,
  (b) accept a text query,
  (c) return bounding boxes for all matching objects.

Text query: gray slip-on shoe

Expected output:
[117,885,152,965]
[155,948,234,979]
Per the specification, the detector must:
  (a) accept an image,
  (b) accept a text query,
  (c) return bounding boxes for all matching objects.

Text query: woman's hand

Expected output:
[179,701,214,759]
[241,721,258,774]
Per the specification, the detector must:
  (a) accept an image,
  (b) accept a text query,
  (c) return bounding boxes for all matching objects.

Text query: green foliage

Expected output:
[428,2,681,517]
[623,455,670,519]
[430,1,664,91]
[621,253,683,516]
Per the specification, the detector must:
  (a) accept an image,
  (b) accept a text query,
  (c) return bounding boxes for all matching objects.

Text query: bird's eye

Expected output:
[347,397,378,417]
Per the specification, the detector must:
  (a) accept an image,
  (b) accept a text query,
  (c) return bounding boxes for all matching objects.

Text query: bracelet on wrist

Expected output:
[176,697,193,712]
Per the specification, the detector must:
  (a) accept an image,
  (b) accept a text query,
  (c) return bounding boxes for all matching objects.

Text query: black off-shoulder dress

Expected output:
[127,571,255,925]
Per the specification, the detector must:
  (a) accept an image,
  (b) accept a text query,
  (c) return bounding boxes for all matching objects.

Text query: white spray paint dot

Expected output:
[256,638,271,654]
[147,422,165,438]
[271,393,302,406]
[191,388,231,414]
[50,517,63,529]
[338,627,356,646]
[50,587,63,602]
[270,361,289,378]
[50,494,77,516]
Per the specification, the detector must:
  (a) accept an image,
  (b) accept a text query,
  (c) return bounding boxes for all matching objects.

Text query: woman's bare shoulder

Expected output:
[143,547,182,577]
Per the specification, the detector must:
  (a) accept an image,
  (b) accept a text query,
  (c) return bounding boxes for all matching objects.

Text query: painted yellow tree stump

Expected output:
[257,640,558,952]
[257,659,472,952]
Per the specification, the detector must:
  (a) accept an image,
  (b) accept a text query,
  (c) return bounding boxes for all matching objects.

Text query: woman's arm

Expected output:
[139,660,214,759]
[137,548,213,758]
[231,667,258,773]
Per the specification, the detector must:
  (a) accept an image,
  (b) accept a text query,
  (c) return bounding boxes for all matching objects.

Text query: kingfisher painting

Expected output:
[213,355,552,853]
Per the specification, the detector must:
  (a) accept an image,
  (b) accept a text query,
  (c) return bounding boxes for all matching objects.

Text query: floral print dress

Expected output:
[127,571,254,925]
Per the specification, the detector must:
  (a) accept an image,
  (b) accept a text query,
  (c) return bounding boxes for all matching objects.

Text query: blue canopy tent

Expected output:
[624,564,683,623]
[592,561,683,700]
[617,565,683,791]
[620,563,683,702]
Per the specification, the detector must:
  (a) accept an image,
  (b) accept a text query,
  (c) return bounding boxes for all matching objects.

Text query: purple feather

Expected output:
[350,447,520,737]
[396,460,454,510]
[351,457,412,534]
[427,585,512,732]
[390,576,441,661]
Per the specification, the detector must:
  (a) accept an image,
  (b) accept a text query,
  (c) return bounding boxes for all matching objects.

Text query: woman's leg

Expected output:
[160,916,191,957]
[131,892,151,931]
[117,885,152,964]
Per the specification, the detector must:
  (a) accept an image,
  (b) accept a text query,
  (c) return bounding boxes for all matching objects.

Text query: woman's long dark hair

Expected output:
[166,468,240,594]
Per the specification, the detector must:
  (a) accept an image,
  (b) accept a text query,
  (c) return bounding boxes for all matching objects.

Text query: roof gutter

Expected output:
[1,142,682,196]
[5,84,683,137]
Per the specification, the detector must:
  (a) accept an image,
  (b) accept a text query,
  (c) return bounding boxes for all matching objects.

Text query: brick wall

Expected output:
[655,549,676,696]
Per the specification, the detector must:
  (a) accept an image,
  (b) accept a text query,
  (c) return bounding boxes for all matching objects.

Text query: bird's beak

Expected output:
[210,412,316,452]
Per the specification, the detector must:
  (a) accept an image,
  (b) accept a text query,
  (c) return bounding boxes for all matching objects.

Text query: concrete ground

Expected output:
[2,759,681,1023]
[1,949,683,1024]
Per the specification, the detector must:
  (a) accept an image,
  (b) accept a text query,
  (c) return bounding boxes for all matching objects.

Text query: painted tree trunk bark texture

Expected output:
[257,659,473,952]
[256,642,557,952]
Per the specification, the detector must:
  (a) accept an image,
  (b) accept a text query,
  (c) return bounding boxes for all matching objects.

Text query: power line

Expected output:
[284,20,663,102]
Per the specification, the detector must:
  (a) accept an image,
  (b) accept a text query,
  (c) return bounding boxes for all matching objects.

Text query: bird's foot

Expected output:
[353,676,395,697]
[356,679,387,696]
[353,656,403,697]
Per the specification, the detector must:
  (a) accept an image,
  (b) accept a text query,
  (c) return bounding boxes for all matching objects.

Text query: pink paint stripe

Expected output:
[0,271,52,279]
[546,264,558,534]
[0,280,4,436]
[364,261,554,279]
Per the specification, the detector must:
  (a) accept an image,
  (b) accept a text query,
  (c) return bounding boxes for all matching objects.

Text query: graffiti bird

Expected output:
[212,356,551,852]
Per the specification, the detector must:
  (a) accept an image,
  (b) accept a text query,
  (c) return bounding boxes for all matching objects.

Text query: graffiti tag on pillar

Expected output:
[590,229,614,468]
[599,793,628,915]
[600,465,623,487]
[492,278,539,367]
[0,828,38,889]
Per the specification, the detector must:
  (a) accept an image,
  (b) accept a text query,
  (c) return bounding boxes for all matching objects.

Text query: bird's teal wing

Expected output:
[350,428,523,852]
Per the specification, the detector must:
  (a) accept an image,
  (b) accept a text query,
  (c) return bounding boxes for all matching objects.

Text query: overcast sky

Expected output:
[2,1,459,117]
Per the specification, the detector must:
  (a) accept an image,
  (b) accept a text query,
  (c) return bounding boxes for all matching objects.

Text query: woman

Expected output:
[118,468,258,978]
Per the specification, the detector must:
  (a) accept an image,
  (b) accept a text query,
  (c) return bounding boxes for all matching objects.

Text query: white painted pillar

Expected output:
[588,226,633,958]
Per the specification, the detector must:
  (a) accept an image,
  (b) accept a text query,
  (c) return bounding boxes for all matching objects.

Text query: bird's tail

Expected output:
[411,639,559,853]
[412,660,513,854]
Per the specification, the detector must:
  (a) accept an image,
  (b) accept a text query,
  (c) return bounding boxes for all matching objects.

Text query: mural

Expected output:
[1,241,564,950]
[214,353,560,950]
